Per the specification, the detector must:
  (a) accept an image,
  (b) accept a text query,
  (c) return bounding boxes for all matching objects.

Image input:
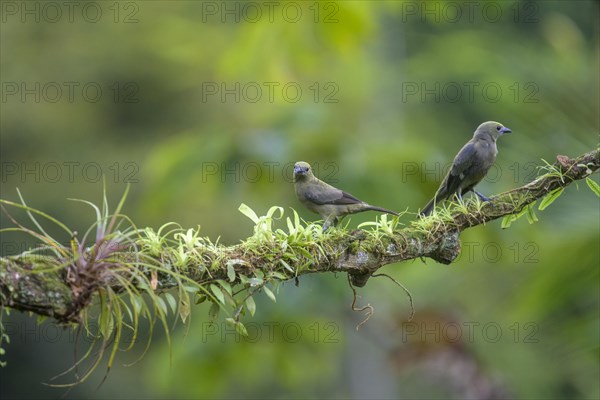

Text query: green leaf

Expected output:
[225,318,248,336]
[501,215,514,229]
[294,209,301,228]
[156,296,168,316]
[586,177,600,197]
[235,321,248,336]
[526,204,539,224]
[238,203,259,224]
[98,292,113,339]
[183,285,200,293]
[238,274,249,285]
[179,291,191,324]
[131,294,143,313]
[504,203,530,228]
[357,221,379,228]
[121,297,135,322]
[286,217,295,233]
[226,262,236,282]
[279,240,288,252]
[280,259,294,273]
[245,296,256,316]
[164,292,178,314]
[263,286,276,303]
[270,271,287,280]
[248,277,263,287]
[195,294,207,304]
[538,188,564,210]
[210,284,225,304]
[216,279,232,296]
[106,291,123,372]
[266,206,284,220]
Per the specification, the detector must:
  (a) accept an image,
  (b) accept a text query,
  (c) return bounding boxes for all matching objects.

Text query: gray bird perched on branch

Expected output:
[293,161,399,230]
[420,121,512,216]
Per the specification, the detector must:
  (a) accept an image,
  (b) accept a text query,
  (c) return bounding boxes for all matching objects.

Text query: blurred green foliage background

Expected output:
[1,1,598,398]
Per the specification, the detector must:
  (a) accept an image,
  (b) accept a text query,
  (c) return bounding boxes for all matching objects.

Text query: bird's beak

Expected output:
[293,166,305,175]
[500,126,512,134]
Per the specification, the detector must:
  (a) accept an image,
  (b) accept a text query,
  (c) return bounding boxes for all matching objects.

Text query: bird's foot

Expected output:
[474,191,491,202]
[322,217,339,232]
[322,221,334,232]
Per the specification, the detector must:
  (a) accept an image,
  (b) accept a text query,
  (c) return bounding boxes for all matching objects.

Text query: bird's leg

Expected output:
[456,190,463,203]
[322,217,337,232]
[474,190,491,202]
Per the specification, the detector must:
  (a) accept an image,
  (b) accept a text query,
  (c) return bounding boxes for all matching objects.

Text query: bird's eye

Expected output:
[496,126,502,131]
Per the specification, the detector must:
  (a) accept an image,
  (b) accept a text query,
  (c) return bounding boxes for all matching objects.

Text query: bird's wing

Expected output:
[445,142,476,193]
[334,190,364,205]
[304,184,363,205]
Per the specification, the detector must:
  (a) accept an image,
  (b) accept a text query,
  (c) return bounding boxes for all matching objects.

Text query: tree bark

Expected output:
[1,149,598,323]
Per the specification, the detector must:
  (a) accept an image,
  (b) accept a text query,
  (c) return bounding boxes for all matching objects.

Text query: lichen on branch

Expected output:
[0,149,598,382]
[1,149,598,323]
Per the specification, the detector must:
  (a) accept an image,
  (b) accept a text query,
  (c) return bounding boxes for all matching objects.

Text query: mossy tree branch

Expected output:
[1,149,598,324]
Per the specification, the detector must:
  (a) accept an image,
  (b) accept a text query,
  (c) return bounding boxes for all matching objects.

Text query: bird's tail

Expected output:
[419,198,436,216]
[419,190,447,216]
[365,205,400,216]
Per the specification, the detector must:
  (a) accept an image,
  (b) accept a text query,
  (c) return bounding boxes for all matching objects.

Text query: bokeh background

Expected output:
[1,1,598,399]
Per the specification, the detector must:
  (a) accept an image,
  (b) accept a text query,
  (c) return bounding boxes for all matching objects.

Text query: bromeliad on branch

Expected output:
[0,148,598,384]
